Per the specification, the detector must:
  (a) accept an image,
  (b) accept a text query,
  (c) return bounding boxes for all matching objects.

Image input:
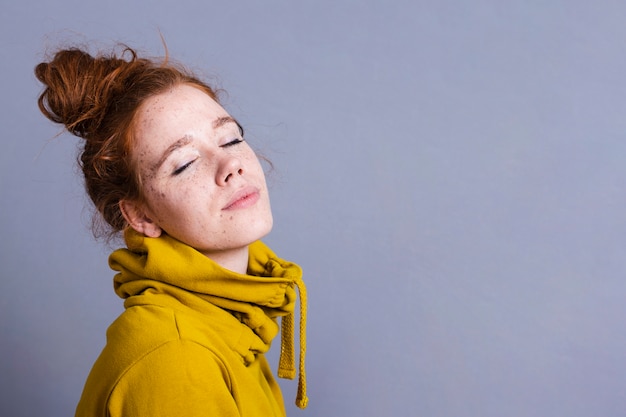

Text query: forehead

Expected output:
[135,84,228,132]
[132,84,231,158]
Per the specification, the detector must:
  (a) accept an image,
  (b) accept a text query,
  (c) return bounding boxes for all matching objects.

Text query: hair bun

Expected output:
[35,43,220,238]
[35,48,128,139]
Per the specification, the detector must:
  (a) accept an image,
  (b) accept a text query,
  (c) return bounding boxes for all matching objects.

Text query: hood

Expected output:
[109,229,309,409]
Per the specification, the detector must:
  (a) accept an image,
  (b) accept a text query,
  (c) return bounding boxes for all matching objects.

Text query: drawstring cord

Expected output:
[278,277,308,409]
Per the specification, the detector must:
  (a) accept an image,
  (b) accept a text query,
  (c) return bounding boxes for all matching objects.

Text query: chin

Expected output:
[256,215,274,240]
[237,206,273,243]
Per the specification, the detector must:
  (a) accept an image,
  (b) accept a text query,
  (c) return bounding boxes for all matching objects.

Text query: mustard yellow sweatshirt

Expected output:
[75,230,307,417]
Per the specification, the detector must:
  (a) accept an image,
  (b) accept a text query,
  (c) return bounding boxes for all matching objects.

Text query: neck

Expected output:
[202,246,250,274]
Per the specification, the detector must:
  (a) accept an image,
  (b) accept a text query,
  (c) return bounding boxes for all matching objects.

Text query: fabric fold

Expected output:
[109,229,309,409]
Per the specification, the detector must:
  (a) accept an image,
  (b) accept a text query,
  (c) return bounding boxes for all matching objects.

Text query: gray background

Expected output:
[2,1,626,416]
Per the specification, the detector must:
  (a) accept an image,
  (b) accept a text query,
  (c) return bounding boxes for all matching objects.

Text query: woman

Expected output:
[35,45,307,416]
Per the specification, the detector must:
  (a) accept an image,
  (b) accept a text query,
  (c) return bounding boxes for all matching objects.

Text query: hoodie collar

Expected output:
[109,229,309,409]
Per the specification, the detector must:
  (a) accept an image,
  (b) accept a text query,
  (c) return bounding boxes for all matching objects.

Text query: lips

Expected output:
[222,186,260,210]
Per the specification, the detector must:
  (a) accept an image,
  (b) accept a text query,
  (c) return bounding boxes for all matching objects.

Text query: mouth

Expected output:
[222,186,261,210]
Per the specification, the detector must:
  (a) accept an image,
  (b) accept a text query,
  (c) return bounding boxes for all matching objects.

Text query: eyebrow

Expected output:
[152,135,193,172]
[151,117,241,172]
[213,116,238,129]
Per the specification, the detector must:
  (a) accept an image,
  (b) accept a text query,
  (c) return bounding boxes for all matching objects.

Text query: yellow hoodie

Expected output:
[75,230,307,417]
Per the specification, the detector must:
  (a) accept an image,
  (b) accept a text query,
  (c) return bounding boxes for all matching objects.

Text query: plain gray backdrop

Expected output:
[2,1,626,416]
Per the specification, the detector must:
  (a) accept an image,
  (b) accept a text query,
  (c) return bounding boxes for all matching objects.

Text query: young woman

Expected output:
[35,45,307,416]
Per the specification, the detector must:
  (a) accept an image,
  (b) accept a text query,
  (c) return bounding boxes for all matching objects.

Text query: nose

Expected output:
[217,155,244,185]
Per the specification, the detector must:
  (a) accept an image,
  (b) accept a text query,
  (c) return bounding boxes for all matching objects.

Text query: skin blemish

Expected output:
[128,84,272,271]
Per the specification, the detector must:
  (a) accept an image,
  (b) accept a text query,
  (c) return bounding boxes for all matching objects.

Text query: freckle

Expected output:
[229,216,233,220]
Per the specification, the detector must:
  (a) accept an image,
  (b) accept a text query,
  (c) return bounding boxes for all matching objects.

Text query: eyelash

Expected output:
[172,129,245,176]
[222,138,244,148]
[222,124,245,148]
[173,160,195,176]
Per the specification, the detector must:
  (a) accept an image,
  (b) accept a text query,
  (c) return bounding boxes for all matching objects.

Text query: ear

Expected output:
[119,200,162,238]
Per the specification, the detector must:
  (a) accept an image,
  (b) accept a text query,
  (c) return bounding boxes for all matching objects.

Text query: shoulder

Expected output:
[120,338,231,387]
[85,302,235,395]
[104,301,237,366]
[77,334,238,416]
[106,340,239,416]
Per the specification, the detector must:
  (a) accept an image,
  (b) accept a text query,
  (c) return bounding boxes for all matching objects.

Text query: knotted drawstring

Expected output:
[278,276,308,409]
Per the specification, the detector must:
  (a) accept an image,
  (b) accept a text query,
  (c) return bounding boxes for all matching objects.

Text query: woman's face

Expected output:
[123,83,273,260]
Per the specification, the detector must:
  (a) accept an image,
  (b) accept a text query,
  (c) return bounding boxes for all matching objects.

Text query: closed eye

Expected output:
[220,121,245,148]
[173,159,196,176]
[222,138,244,148]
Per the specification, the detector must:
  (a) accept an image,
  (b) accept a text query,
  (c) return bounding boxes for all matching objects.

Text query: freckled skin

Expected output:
[123,84,273,273]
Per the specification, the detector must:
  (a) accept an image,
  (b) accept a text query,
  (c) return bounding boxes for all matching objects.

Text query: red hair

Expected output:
[35,46,220,238]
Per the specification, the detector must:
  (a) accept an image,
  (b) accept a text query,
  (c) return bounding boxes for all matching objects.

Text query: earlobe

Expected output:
[119,200,162,238]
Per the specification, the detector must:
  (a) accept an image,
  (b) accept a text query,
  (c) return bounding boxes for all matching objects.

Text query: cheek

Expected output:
[140,180,176,223]
[153,180,213,218]
[145,182,167,202]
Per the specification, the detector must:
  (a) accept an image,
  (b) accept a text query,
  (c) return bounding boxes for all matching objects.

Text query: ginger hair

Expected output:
[35,45,220,239]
